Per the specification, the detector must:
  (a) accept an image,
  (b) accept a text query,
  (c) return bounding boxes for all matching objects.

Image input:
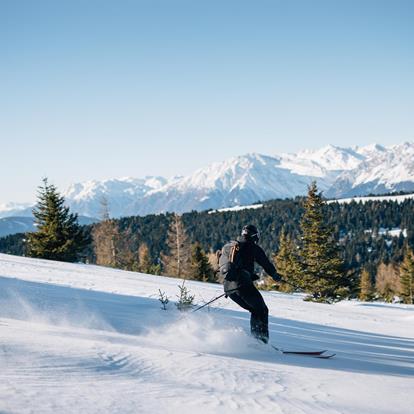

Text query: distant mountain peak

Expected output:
[1,142,413,220]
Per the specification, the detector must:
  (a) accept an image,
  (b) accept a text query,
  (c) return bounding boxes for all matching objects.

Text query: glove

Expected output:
[251,273,260,282]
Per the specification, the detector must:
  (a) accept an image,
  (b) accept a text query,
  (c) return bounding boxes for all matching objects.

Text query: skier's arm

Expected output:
[254,245,281,282]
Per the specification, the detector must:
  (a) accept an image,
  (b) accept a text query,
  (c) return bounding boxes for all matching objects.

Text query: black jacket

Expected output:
[237,237,279,281]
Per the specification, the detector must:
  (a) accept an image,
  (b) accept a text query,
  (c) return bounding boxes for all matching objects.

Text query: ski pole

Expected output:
[279,278,301,291]
[192,279,300,314]
[192,287,239,313]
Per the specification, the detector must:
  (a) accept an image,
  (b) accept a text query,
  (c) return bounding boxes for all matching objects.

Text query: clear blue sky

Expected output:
[1,0,413,203]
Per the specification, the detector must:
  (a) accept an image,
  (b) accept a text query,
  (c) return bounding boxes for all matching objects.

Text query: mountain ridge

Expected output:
[2,142,414,219]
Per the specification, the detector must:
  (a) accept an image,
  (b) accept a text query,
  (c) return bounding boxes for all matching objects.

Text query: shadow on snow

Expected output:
[0,276,413,378]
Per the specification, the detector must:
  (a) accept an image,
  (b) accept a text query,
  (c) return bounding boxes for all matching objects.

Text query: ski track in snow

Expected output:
[0,254,413,414]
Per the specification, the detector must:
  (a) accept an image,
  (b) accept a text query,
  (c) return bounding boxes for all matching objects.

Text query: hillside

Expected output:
[0,254,413,413]
[2,196,414,278]
[0,215,98,238]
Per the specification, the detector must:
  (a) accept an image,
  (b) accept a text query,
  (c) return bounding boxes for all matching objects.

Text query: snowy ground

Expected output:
[328,192,414,204]
[0,253,413,414]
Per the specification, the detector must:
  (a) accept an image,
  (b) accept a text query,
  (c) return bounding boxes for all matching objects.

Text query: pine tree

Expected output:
[297,182,348,302]
[359,268,373,301]
[161,213,191,278]
[175,280,195,311]
[27,178,90,262]
[274,229,301,292]
[399,246,414,304]
[189,243,215,282]
[112,225,136,270]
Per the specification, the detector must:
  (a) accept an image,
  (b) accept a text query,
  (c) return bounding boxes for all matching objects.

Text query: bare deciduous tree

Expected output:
[92,219,118,267]
[375,262,400,302]
[161,214,191,278]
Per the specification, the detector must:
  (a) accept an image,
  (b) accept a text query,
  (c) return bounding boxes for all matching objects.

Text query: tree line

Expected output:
[0,179,413,303]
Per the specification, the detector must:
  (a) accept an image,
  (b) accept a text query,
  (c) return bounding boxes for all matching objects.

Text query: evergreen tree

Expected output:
[161,213,191,278]
[113,225,137,270]
[175,280,195,311]
[399,246,414,304]
[4,191,414,277]
[359,268,373,301]
[274,229,301,292]
[189,243,215,282]
[297,182,348,302]
[27,178,89,262]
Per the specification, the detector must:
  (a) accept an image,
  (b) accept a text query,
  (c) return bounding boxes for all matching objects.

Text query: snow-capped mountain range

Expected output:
[2,142,414,220]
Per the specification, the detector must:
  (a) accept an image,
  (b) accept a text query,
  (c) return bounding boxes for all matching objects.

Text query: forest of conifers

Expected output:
[1,197,413,280]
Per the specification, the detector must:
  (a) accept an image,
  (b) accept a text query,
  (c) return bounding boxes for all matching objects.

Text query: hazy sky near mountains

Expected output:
[1,0,413,203]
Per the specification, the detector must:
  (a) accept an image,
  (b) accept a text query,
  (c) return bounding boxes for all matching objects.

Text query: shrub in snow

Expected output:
[158,289,169,310]
[176,280,195,311]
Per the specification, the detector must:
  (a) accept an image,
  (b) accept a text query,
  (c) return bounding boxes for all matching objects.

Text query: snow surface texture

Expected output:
[1,253,413,414]
[2,142,414,219]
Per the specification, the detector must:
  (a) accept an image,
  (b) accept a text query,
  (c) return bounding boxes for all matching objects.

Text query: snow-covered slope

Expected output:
[1,254,413,413]
[281,144,364,175]
[134,153,332,215]
[64,176,167,218]
[326,142,414,197]
[50,141,414,216]
[328,192,414,204]
[2,142,414,219]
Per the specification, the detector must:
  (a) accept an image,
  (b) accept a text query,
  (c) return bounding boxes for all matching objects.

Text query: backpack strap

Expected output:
[230,242,239,263]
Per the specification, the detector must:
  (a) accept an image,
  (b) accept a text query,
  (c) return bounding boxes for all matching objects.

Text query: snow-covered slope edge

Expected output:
[0,253,413,414]
[327,192,414,204]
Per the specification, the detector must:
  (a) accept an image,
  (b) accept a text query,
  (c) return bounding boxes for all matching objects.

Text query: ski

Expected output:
[313,353,336,359]
[271,345,335,358]
[281,350,327,355]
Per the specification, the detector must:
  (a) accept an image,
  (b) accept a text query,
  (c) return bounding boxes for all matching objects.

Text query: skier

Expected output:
[218,224,281,344]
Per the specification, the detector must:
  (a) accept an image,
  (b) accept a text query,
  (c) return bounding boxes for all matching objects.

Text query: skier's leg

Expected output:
[228,291,255,313]
[237,284,269,343]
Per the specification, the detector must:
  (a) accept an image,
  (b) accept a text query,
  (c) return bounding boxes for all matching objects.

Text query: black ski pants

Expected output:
[229,283,269,343]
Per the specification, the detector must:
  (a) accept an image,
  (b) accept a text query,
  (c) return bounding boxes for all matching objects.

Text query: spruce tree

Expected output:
[359,268,373,301]
[189,243,215,282]
[161,213,191,278]
[28,178,90,262]
[274,229,300,292]
[399,246,414,304]
[297,181,348,302]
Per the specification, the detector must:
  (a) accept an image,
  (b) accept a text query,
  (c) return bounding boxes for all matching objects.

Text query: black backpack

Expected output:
[217,240,242,282]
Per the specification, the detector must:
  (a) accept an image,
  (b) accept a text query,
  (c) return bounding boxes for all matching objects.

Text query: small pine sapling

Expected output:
[158,289,169,310]
[176,280,195,311]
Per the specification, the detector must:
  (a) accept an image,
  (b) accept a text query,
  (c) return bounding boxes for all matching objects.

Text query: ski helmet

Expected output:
[241,224,260,242]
